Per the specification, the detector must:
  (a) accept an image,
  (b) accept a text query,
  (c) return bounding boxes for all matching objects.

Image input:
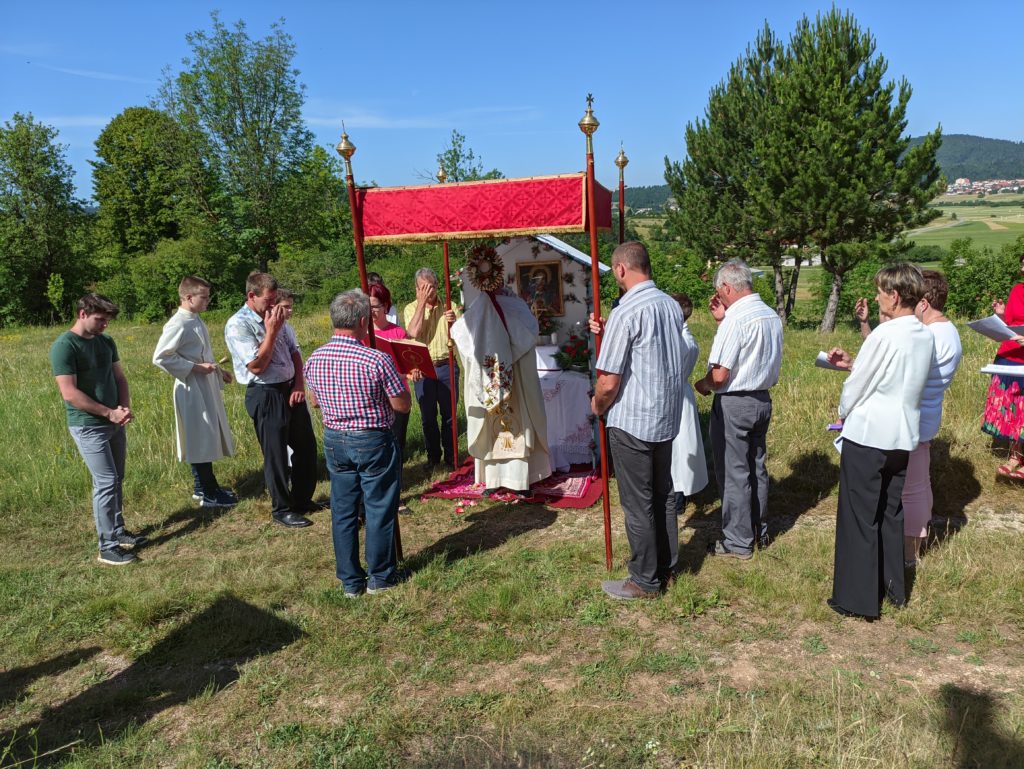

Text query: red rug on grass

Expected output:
[421,461,603,509]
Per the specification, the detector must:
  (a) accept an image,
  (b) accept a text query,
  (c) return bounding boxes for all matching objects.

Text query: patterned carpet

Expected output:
[421,461,603,509]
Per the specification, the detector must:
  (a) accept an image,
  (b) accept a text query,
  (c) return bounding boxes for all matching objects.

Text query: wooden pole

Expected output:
[337,130,401,561]
[580,96,614,572]
[615,146,629,245]
[437,166,460,470]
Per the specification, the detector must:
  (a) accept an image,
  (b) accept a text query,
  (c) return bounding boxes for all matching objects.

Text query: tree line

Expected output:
[0,14,504,327]
[2,10,1020,329]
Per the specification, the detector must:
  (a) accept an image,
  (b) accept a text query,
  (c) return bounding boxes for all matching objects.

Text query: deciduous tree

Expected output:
[0,114,88,325]
[436,130,503,183]
[92,107,211,258]
[159,13,313,270]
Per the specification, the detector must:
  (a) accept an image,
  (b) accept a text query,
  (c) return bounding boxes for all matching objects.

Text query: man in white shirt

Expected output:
[825,263,933,619]
[695,260,783,559]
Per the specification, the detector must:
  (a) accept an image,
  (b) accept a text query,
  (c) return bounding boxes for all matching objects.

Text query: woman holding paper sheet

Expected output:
[828,264,932,620]
[982,257,1024,479]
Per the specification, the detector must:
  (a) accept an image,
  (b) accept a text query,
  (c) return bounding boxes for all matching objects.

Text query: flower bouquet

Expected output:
[553,333,591,372]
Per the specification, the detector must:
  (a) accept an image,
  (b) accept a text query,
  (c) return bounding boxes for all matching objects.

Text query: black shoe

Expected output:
[116,530,147,549]
[98,546,138,566]
[272,512,313,528]
[826,598,876,622]
[757,534,771,550]
[294,500,329,513]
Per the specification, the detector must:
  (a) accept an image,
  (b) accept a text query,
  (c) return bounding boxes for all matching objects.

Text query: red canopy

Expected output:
[357,173,612,244]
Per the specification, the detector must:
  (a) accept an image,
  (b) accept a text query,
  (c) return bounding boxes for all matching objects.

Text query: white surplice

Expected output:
[451,291,551,491]
[153,309,235,463]
[671,321,709,495]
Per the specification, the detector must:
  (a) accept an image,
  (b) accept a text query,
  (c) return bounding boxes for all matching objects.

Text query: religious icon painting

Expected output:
[517,260,564,317]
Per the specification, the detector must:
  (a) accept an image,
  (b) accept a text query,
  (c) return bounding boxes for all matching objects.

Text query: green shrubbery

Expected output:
[649,245,714,305]
[941,236,1023,318]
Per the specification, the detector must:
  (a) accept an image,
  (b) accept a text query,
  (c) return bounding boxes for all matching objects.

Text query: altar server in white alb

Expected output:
[668,292,709,572]
[451,245,552,493]
[152,276,237,507]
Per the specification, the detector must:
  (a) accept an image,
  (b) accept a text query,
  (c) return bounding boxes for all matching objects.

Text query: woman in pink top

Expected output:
[367,283,418,511]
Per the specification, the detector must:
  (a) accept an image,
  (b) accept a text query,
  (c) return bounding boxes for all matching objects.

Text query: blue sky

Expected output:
[2,1,1021,200]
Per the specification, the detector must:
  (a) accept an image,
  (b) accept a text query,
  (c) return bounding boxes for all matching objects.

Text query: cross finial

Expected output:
[586,93,594,109]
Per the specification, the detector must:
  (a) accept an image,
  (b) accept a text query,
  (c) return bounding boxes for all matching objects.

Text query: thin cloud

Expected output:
[38,115,111,128]
[304,103,541,131]
[0,42,56,58]
[34,63,155,85]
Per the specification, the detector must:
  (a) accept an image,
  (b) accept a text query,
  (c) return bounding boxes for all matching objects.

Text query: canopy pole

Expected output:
[337,128,402,561]
[615,146,629,245]
[437,165,460,471]
[579,95,613,572]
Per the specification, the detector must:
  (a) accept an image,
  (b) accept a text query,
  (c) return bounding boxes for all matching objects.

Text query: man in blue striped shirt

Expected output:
[695,259,783,559]
[591,242,686,599]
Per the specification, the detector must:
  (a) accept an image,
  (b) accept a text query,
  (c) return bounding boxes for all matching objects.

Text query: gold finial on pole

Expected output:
[615,144,629,171]
[578,93,599,153]
[436,163,448,184]
[335,124,356,173]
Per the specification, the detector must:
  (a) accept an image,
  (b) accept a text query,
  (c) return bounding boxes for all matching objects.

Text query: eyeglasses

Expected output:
[369,304,384,312]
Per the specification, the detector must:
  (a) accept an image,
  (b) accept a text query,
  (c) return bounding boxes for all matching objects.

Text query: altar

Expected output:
[535,344,595,471]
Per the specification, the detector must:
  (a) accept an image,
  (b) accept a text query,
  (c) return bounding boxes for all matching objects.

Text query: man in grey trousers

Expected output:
[51,294,146,565]
[695,260,783,559]
[591,241,687,599]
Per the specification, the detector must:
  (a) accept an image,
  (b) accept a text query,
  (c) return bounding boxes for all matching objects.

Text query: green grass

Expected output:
[1,307,1022,767]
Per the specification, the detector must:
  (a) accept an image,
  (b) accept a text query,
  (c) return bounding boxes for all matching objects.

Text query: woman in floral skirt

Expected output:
[983,255,1024,478]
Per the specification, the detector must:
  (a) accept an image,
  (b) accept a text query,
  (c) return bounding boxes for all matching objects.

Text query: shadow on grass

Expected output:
[770,450,841,539]
[940,684,1024,768]
[0,594,303,767]
[916,439,982,574]
[136,503,235,549]
[405,503,558,570]
[0,648,101,709]
[674,449,839,575]
[930,439,982,518]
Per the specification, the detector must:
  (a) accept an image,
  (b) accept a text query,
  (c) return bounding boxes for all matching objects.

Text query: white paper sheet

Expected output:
[815,351,848,372]
[967,315,1024,343]
[980,363,1024,377]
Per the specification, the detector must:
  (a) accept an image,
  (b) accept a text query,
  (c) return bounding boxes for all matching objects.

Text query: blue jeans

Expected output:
[323,428,400,592]
[69,424,127,551]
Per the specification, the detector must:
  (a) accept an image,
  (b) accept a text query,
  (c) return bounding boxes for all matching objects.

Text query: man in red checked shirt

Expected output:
[304,290,412,598]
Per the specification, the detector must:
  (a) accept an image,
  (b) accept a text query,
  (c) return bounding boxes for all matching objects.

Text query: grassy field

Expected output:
[1,306,1023,768]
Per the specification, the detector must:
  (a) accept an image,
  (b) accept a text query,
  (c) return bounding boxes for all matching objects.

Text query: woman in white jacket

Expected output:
[825,264,933,620]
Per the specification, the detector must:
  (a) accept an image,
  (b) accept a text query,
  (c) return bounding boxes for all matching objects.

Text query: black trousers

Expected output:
[608,427,674,593]
[831,439,909,618]
[245,381,318,516]
[414,361,458,466]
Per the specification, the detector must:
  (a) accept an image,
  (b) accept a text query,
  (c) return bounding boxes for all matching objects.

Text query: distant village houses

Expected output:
[946,177,1024,195]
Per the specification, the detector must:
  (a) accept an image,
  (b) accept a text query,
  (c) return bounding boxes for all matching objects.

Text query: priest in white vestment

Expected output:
[451,283,552,493]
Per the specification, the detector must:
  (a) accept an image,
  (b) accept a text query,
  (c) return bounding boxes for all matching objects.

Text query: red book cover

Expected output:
[374,337,438,380]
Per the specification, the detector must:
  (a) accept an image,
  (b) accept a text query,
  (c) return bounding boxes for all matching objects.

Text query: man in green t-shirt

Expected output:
[50,294,145,565]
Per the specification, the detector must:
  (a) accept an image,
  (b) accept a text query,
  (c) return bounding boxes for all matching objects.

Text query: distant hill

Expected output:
[910,134,1024,181]
[613,184,671,211]
[616,135,1024,212]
